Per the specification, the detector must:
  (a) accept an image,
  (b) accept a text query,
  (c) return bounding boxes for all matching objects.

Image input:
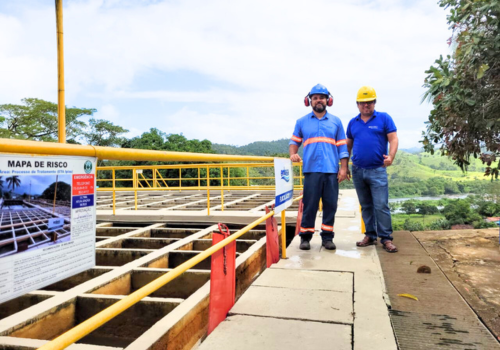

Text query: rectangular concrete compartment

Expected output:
[0,294,53,319]
[76,296,179,347]
[40,268,112,292]
[99,238,180,250]
[96,249,154,266]
[131,269,210,299]
[149,228,203,239]
[96,227,139,237]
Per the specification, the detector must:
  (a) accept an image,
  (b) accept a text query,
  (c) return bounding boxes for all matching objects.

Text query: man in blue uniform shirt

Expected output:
[346,86,399,253]
[289,84,349,250]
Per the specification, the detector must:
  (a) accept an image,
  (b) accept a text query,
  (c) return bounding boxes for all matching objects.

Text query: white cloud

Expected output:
[0,0,451,147]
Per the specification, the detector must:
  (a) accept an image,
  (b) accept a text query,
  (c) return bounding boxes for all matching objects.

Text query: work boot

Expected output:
[322,240,336,250]
[383,240,398,253]
[299,238,310,250]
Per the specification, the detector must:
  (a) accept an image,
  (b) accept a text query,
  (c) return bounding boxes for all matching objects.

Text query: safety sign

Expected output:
[0,154,97,304]
[274,158,294,214]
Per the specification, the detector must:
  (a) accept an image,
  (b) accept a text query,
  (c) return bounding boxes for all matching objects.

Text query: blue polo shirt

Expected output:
[289,111,349,173]
[346,110,397,169]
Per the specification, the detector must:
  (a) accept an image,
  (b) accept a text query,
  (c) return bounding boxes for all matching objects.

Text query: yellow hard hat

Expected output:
[356,86,377,102]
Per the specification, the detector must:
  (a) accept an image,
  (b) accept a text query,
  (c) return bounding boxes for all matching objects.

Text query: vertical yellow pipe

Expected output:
[198,168,200,189]
[153,169,156,188]
[220,166,224,212]
[134,170,137,211]
[227,166,230,191]
[281,209,287,259]
[299,165,303,187]
[246,166,250,187]
[112,170,116,215]
[179,168,181,192]
[55,0,65,143]
[206,167,210,215]
[360,205,366,233]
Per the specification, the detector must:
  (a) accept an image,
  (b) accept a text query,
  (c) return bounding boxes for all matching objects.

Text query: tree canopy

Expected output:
[0,98,94,142]
[422,0,499,179]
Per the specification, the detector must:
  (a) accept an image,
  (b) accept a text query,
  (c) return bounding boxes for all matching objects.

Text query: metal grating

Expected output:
[390,310,500,350]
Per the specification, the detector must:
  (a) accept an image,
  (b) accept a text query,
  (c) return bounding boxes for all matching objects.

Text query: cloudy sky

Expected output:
[0,0,451,148]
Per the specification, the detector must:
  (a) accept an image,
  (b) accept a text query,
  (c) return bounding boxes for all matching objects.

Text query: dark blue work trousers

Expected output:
[300,172,339,242]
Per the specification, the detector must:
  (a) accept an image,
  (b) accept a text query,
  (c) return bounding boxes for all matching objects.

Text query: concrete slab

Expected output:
[197,315,352,350]
[253,268,352,293]
[229,285,353,324]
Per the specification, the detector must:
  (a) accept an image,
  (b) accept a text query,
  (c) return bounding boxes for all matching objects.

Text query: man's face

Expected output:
[357,100,376,116]
[311,94,327,113]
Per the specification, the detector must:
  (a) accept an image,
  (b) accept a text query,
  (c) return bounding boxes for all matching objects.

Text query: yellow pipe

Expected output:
[281,209,287,259]
[206,167,210,215]
[0,138,274,162]
[134,171,138,210]
[55,0,65,143]
[112,170,116,215]
[36,211,275,350]
[198,168,200,188]
[360,205,366,234]
[246,166,250,186]
[220,166,224,212]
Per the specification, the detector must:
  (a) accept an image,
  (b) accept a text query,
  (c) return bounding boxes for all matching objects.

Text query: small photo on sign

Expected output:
[0,174,72,258]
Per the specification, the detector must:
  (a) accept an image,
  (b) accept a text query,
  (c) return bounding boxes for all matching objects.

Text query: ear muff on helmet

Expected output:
[327,95,333,107]
[305,94,334,107]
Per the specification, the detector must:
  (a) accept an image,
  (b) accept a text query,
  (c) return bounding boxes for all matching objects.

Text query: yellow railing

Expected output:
[96,163,304,214]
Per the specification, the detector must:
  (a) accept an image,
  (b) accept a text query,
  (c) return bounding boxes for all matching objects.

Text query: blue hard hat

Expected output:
[308,84,330,97]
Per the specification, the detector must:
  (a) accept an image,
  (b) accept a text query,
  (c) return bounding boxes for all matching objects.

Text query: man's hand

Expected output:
[338,167,347,183]
[383,154,393,167]
[346,168,351,181]
[290,154,302,163]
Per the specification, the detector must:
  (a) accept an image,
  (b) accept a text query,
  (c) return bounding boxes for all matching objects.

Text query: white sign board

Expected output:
[0,154,97,304]
[274,158,294,214]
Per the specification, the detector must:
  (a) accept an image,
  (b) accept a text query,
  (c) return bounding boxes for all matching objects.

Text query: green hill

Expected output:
[214,139,495,198]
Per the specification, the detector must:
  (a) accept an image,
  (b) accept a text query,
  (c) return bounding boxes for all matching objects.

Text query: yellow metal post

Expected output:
[360,205,366,233]
[246,166,250,186]
[112,170,116,215]
[220,166,224,212]
[55,0,65,143]
[206,167,210,215]
[299,165,303,187]
[153,169,156,188]
[134,170,138,211]
[281,209,287,259]
[179,168,181,192]
[198,168,201,189]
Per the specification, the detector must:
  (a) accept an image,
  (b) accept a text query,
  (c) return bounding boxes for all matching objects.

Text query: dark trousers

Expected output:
[300,173,339,242]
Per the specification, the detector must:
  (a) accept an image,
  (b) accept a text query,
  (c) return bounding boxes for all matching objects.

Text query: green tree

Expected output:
[41,181,71,201]
[6,175,21,195]
[0,98,95,141]
[402,201,417,215]
[83,118,129,147]
[422,0,500,179]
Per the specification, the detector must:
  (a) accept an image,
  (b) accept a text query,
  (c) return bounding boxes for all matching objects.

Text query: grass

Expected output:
[392,213,445,226]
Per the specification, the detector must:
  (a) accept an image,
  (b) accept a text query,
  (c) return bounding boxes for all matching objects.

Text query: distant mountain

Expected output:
[213,138,303,156]
[400,147,423,154]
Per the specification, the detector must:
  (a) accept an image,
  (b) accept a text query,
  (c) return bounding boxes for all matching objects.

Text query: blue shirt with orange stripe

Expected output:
[289,111,349,173]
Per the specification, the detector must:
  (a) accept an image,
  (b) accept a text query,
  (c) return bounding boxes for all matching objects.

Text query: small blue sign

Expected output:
[72,194,94,209]
[280,168,290,182]
[275,190,293,207]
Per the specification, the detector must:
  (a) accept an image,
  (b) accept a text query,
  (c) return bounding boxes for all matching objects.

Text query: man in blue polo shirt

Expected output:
[346,86,399,253]
[289,84,349,251]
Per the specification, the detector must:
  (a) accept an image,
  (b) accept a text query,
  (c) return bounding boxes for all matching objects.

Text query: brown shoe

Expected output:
[356,236,377,247]
[383,241,398,253]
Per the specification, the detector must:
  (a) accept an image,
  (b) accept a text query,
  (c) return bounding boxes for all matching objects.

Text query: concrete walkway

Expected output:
[198,189,397,350]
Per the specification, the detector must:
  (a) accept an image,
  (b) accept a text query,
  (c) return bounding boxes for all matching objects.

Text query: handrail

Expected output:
[0,138,274,162]
[37,210,277,350]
